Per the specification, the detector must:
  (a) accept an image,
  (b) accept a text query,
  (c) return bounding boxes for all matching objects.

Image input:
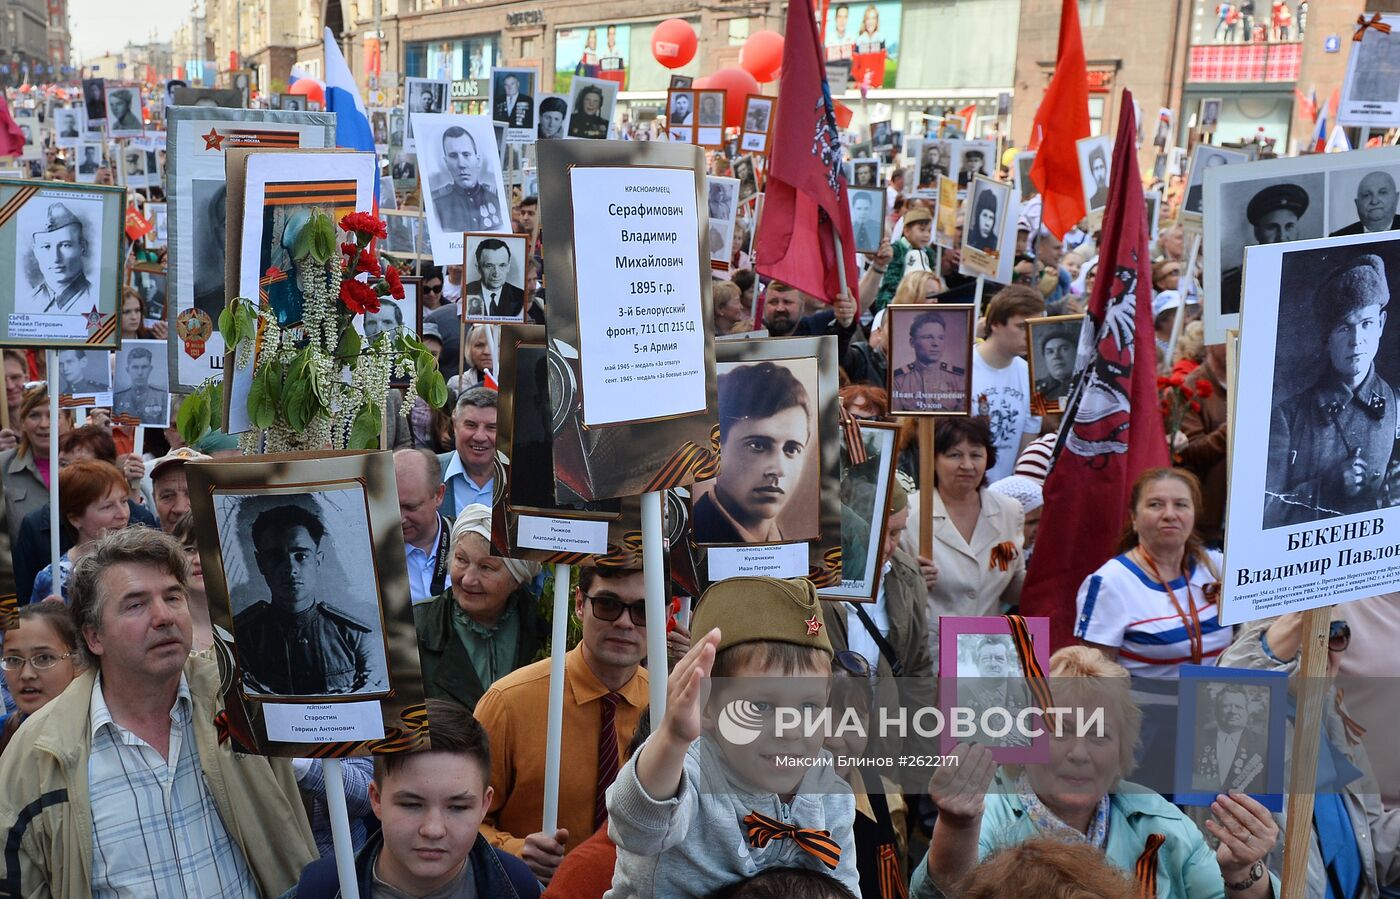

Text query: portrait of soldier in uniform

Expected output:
[56,348,109,395]
[112,344,170,425]
[362,297,404,342]
[18,201,98,316]
[492,71,534,129]
[1265,253,1400,528]
[956,634,1033,749]
[1030,319,1081,410]
[1191,684,1269,794]
[889,307,971,415]
[537,96,568,140]
[426,124,506,233]
[231,502,387,697]
[105,87,142,133]
[1220,181,1316,318]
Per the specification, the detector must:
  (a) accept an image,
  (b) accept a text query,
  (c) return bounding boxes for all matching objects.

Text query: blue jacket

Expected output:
[281,828,540,899]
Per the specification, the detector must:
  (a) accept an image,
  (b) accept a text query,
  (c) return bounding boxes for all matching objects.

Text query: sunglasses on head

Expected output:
[1329,620,1350,653]
[834,650,873,679]
[585,592,646,627]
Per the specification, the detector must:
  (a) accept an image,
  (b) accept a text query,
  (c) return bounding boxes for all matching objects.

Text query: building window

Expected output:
[519,35,536,58]
[1088,95,1105,135]
[1078,0,1106,28]
[727,18,750,46]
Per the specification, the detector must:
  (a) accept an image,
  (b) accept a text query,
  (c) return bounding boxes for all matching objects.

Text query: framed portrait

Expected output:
[463,232,529,323]
[104,82,144,138]
[933,174,960,250]
[81,78,107,129]
[491,67,537,144]
[231,71,253,104]
[707,176,739,273]
[73,142,104,183]
[1153,108,1173,149]
[918,138,952,192]
[1180,144,1250,222]
[1013,150,1037,202]
[952,138,994,191]
[1076,135,1113,218]
[886,303,973,416]
[819,420,898,603]
[382,208,431,260]
[870,119,893,150]
[566,76,618,140]
[536,94,569,141]
[121,144,150,189]
[938,615,1052,763]
[0,178,124,349]
[1144,189,1162,242]
[693,334,843,588]
[146,201,168,244]
[171,86,245,108]
[1339,14,1400,127]
[54,347,112,397]
[130,266,167,324]
[280,94,306,112]
[733,155,760,203]
[351,277,422,350]
[370,109,390,147]
[668,89,696,127]
[851,157,880,190]
[52,107,83,148]
[740,94,775,154]
[387,108,417,194]
[695,90,725,147]
[1198,96,1222,132]
[186,451,424,756]
[412,113,509,267]
[1173,665,1287,811]
[1025,314,1083,414]
[959,176,1011,279]
[111,338,171,426]
[847,186,885,255]
[669,74,694,89]
[403,77,449,152]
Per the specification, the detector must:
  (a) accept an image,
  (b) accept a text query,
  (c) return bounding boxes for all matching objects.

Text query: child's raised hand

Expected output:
[663,627,720,745]
[927,742,997,827]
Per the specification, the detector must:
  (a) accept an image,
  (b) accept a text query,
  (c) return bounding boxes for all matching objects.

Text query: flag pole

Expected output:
[1280,606,1334,898]
[640,491,668,717]
[1164,231,1201,369]
[542,563,572,834]
[46,352,59,585]
[918,419,935,558]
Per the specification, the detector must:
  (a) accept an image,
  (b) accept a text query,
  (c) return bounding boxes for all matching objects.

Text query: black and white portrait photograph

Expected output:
[508,342,583,513]
[1340,14,1400,127]
[919,138,952,191]
[691,357,822,546]
[1153,109,1172,149]
[670,74,694,89]
[371,110,389,146]
[491,67,536,139]
[1173,666,1286,810]
[53,108,82,148]
[1199,97,1222,131]
[848,187,884,254]
[851,157,880,189]
[938,616,1051,763]
[959,177,1010,278]
[536,94,569,140]
[357,293,414,344]
[697,90,724,128]
[189,178,228,323]
[404,77,449,148]
[81,78,106,126]
[383,209,428,259]
[171,87,244,108]
[1026,314,1083,414]
[1328,165,1400,236]
[389,109,417,192]
[668,89,694,125]
[55,348,111,395]
[823,420,897,603]
[707,176,739,267]
[112,339,171,425]
[734,155,759,203]
[1076,135,1112,214]
[953,139,994,190]
[887,303,974,416]
[566,76,617,140]
[1182,144,1250,218]
[870,119,893,150]
[413,113,509,267]
[280,94,306,112]
[216,487,390,699]
[12,194,105,318]
[1014,151,1038,202]
[1214,172,1324,318]
[123,146,149,188]
[463,232,528,323]
[131,268,167,322]
[75,143,102,182]
[744,96,772,134]
[104,84,143,137]
[1144,189,1162,241]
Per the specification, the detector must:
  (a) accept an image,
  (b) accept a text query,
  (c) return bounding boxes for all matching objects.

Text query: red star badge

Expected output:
[202,127,225,151]
[84,306,103,329]
[805,615,823,636]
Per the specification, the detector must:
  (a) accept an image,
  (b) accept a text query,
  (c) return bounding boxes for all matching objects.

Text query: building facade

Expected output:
[1,0,56,84]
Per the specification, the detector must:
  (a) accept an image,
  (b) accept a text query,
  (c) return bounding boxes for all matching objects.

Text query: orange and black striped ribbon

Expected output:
[225,129,303,147]
[988,540,1018,572]
[1029,391,1052,416]
[0,593,17,630]
[742,811,842,870]
[86,314,117,346]
[840,405,868,465]
[263,180,359,207]
[642,424,722,492]
[596,531,645,570]
[807,545,843,589]
[877,844,908,899]
[1003,613,1054,712]
[1134,833,1167,898]
[57,395,97,408]
[0,185,40,229]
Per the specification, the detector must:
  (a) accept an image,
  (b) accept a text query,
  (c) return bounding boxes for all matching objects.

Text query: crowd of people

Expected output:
[0,74,1397,899]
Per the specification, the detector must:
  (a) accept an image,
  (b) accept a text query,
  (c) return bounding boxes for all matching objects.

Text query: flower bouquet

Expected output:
[1157,360,1214,461]
[177,211,448,453]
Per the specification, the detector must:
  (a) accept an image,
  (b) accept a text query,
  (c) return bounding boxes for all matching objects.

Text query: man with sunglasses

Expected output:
[474,566,649,885]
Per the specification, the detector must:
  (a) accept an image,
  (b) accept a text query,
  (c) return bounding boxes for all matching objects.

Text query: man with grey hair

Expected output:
[0,528,316,897]
[438,386,498,516]
[1331,170,1400,236]
[394,448,452,603]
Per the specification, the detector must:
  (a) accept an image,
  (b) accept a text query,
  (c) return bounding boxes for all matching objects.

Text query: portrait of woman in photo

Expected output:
[968,187,1000,252]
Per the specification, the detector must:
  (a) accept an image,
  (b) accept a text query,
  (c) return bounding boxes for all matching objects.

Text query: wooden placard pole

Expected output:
[541,563,572,834]
[323,758,361,899]
[1280,605,1333,899]
[640,490,668,717]
[1165,231,1203,369]
[918,419,935,559]
[46,351,59,579]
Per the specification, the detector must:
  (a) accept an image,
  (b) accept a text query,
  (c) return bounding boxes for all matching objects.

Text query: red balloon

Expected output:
[740,31,784,83]
[288,78,325,106]
[706,67,761,129]
[651,19,698,69]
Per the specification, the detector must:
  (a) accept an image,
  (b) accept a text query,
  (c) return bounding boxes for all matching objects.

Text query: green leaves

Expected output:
[335,324,362,368]
[349,400,382,450]
[218,298,259,350]
[418,370,448,409]
[247,363,280,429]
[282,349,326,432]
[176,388,212,446]
[310,211,338,265]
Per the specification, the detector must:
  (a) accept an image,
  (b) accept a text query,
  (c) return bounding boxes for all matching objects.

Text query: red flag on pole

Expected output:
[1020,90,1168,651]
[752,0,859,303]
[0,94,26,158]
[1027,0,1090,239]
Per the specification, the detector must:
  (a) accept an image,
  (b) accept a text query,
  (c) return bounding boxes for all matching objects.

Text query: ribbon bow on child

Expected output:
[742,811,842,870]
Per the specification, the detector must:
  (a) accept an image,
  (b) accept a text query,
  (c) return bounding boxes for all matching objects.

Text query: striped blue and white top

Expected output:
[1074,550,1231,680]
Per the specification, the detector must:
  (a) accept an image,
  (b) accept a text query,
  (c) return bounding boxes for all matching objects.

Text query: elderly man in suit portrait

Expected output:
[1331,171,1400,236]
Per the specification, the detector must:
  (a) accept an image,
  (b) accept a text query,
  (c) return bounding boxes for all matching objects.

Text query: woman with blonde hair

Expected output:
[870,269,943,354]
[0,387,57,549]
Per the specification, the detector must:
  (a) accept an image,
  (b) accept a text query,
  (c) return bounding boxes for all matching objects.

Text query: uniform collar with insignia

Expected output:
[1316,366,1387,418]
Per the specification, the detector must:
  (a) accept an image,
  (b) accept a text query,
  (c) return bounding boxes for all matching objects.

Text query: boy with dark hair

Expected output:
[283,699,540,898]
[605,576,859,895]
[973,285,1045,482]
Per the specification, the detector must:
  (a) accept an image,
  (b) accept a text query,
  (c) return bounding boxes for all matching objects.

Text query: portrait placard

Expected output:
[1026,314,1084,415]
[740,95,774,154]
[538,139,718,501]
[403,77,449,152]
[694,335,843,588]
[166,107,335,391]
[851,157,880,190]
[848,187,885,254]
[1173,665,1287,812]
[566,76,618,140]
[1338,16,1400,128]
[952,138,994,191]
[491,67,537,144]
[870,119,893,150]
[918,138,952,192]
[694,90,725,148]
[52,107,83,148]
[819,420,898,603]
[185,450,425,756]
[0,178,124,349]
[1144,189,1162,241]
[54,347,112,397]
[933,174,959,250]
[1179,144,1250,223]
[388,108,416,192]
[1223,231,1400,623]
[74,142,103,183]
[536,94,569,141]
[112,337,171,426]
[667,89,695,129]
[81,78,106,131]
[413,113,509,267]
[959,176,1011,279]
[938,615,1051,763]
[707,176,739,274]
[104,82,144,138]
[131,267,166,324]
[1014,150,1037,202]
[733,155,760,204]
[280,94,307,112]
[1198,97,1222,132]
[351,277,422,350]
[462,232,529,323]
[887,303,974,416]
[1076,135,1112,219]
[147,201,168,245]
[172,87,244,108]
[382,208,430,260]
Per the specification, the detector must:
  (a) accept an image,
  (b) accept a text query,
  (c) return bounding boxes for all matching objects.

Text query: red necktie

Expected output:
[595,692,621,829]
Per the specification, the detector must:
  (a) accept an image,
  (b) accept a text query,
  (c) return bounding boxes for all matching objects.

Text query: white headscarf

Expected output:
[450,503,541,586]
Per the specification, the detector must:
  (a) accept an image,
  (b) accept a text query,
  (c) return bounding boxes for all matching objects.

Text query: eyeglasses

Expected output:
[1329,620,1350,653]
[423,283,443,294]
[833,650,873,679]
[0,652,75,671]
[584,592,647,627]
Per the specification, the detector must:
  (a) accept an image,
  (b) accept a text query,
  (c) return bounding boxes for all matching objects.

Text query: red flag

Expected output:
[0,94,25,158]
[1020,91,1168,651]
[752,0,859,303]
[1027,0,1090,239]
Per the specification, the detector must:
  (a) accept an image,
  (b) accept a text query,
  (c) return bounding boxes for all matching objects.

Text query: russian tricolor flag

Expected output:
[323,28,376,155]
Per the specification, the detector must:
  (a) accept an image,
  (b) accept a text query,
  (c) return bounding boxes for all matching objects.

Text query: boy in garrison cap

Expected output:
[1219,181,1310,317]
[876,206,937,312]
[1265,253,1400,527]
[604,577,859,897]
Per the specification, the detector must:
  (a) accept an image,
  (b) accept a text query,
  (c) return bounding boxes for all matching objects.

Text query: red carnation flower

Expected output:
[1168,373,1185,388]
[264,265,284,280]
[340,278,381,314]
[1194,380,1214,399]
[340,242,359,257]
[339,212,388,240]
[357,249,381,277]
[385,266,405,300]
[1190,401,1201,412]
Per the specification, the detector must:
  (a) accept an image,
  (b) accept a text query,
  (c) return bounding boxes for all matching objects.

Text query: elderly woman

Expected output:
[414,503,545,711]
[0,603,85,756]
[1,387,58,549]
[448,324,496,394]
[913,646,1281,899]
[30,460,133,603]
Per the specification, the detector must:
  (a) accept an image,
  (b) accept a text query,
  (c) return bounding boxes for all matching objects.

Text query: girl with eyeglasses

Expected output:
[0,603,85,757]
